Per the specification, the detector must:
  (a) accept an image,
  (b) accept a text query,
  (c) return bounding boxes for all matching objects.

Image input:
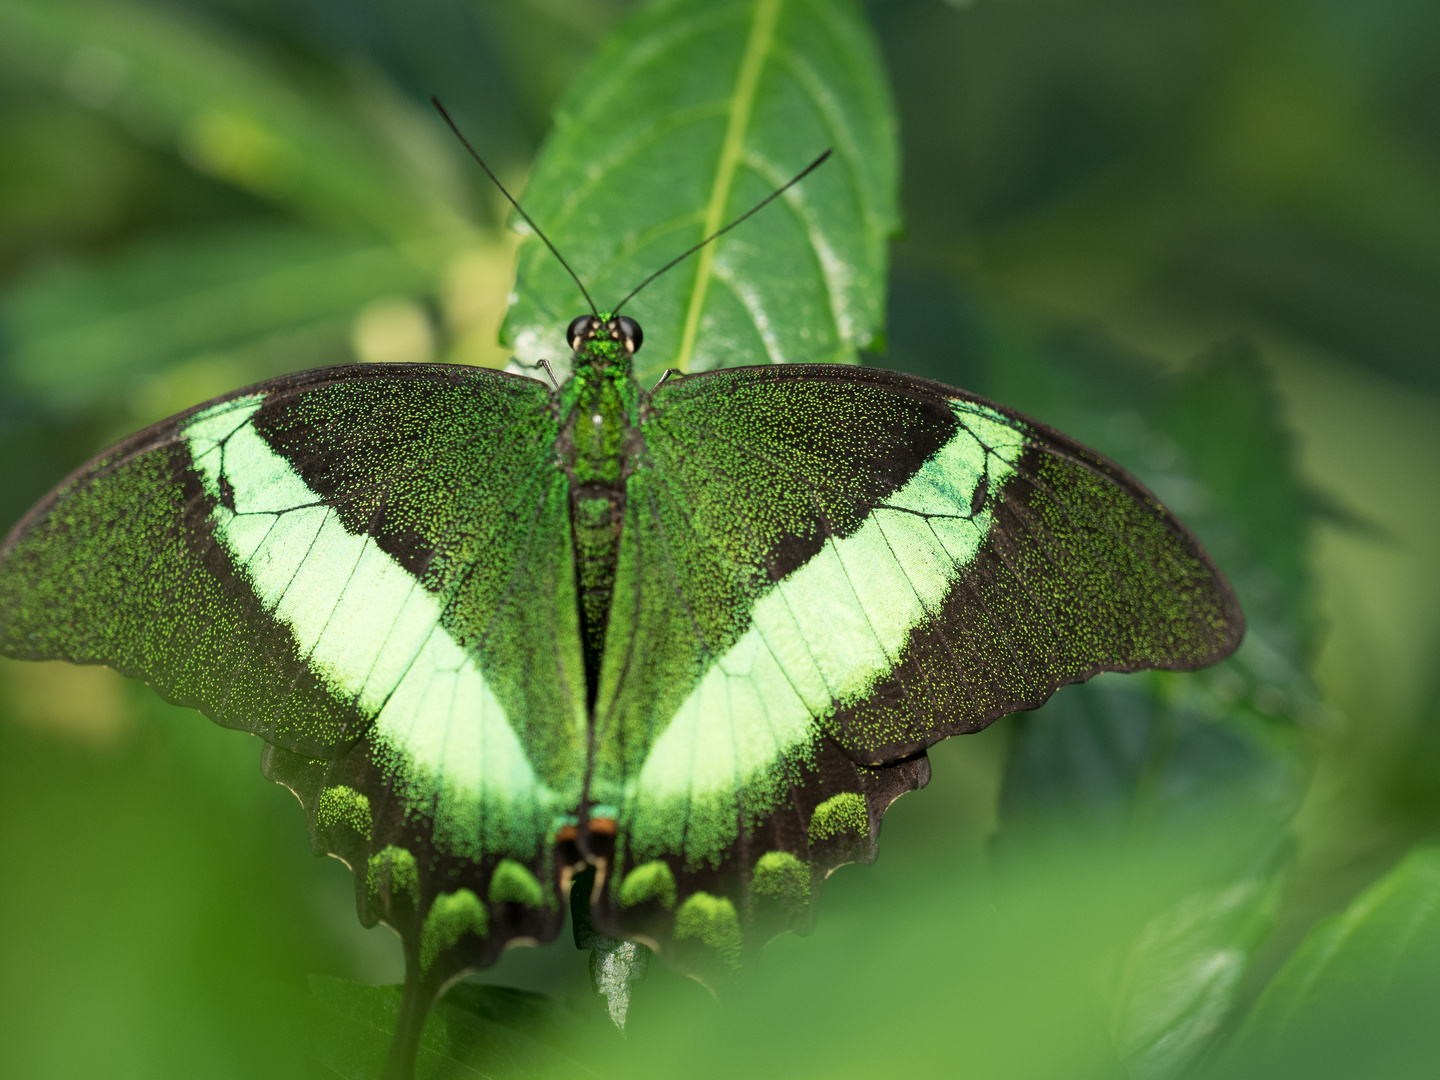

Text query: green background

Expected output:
[1,0,1438,1077]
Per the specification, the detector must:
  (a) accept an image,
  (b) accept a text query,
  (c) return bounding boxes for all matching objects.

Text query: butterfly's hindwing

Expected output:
[594,739,930,978]
[262,737,563,985]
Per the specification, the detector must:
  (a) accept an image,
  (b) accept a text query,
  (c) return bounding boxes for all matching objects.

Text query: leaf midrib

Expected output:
[673,0,783,373]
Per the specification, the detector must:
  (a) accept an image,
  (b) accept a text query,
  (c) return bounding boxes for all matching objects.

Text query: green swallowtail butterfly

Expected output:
[0,115,1242,1077]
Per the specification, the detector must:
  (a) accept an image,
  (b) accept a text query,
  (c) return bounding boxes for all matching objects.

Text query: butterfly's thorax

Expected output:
[557,343,643,709]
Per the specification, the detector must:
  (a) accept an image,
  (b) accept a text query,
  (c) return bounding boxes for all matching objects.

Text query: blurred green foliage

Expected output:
[1,0,1438,1077]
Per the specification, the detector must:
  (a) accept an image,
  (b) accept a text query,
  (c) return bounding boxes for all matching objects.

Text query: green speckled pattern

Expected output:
[421,889,489,971]
[619,860,679,910]
[751,852,810,910]
[0,363,585,993]
[674,892,744,971]
[367,845,420,909]
[807,793,869,843]
[489,859,546,908]
[318,785,373,839]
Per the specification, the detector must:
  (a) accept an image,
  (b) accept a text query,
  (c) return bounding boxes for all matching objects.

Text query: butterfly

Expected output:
[0,113,1243,1078]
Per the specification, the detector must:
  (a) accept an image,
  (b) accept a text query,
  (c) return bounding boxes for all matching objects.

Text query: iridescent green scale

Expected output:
[0,320,1242,1074]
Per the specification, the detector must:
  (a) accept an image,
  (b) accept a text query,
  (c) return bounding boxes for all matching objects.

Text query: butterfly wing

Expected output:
[0,362,588,983]
[588,362,1243,973]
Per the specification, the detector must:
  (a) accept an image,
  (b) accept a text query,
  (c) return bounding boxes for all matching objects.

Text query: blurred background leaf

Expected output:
[4,227,432,417]
[1,0,1439,1077]
[1110,865,1286,1080]
[1215,845,1440,1079]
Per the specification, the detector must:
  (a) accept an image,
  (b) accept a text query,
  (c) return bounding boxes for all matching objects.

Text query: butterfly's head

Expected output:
[567,313,642,372]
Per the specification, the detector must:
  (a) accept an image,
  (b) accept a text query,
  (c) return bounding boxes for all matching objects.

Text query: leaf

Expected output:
[1111,871,1284,1080]
[0,0,464,240]
[309,976,607,1080]
[1217,846,1440,1078]
[996,673,1306,853]
[0,0,507,431]
[609,825,1258,1080]
[1,227,435,419]
[502,0,899,384]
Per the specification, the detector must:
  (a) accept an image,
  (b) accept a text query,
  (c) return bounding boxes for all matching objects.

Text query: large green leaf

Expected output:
[501,0,899,384]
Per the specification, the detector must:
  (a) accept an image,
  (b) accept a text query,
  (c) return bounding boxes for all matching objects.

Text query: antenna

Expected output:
[611,149,832,316]
[432,97,598,316]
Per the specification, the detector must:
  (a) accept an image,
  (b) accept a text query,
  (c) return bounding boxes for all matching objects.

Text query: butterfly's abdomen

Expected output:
[572,486,623,705]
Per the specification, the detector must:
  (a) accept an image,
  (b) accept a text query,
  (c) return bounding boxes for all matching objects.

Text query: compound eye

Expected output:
[567,315,594,350]
[616,316,643,354]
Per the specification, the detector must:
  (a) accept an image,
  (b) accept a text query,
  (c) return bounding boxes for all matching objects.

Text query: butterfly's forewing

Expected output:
[590,363,1243,972]
[0,363,588,983]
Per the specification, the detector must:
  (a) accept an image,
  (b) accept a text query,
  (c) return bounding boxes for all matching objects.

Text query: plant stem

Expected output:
[379,973,431,1080]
